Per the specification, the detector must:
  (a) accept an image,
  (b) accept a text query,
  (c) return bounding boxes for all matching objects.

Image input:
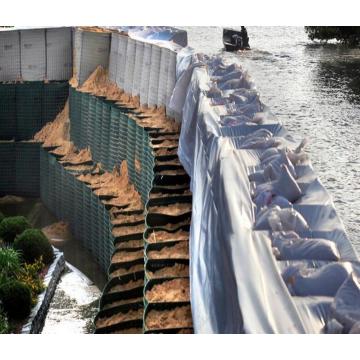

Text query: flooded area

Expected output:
[185,26,360,253]
[0,196,107,333]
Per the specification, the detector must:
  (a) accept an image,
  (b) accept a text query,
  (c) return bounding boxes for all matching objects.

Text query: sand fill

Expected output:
[146,278,190,303]
[111,213,144,225]
[147,229,189,244]
[34,102,70,147]
[108,278,143,294]
[112,249,144,263]
[112,223,145,237]
[150,189,191,199]
[145,305,192,330]
[147,241,189,260]
[157,218,191,232]
[177,328,193,334]
[116,239,143,250]
[111,328,142,334]
[151,140,178,149]
[147,263,189,279]
[103,297,143,310]
[64,164,94,172]
[155,148,179,156]
[42,221,71,240]
[110,264,144,278]
[149,203,192,216]
[157,169,187,176]
[96,308,143,329]
[60,147,92,165]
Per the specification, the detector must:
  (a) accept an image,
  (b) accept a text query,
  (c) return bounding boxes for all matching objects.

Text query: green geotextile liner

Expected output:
[39,148,115,272]
[69,88,155,204]
[0,82,69,141]
[0,141,40,197]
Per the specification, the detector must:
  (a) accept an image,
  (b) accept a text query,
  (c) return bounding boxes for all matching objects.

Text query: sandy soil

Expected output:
[115,239,144,250]
[112,249,144,263]
[60,148,92,165]
[111,327,143,334]
[156,218,191,232]
[147,229,189,244]
[42,221,71,240]
[146,278,190,303]
[112,223,145,237]
[149,203,192,216]
[145,305,192,330]
[147,241,189,260]
[96,308,143,329]
[108,278,143,294]
[103,297,143,310]
[154,148,179,156]
[147,263,189,279]
[150,189,191,199]
[110,264,144,278]
[111,213,144,225]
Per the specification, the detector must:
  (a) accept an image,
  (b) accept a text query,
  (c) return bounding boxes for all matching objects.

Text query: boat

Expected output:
[223,27,250,51]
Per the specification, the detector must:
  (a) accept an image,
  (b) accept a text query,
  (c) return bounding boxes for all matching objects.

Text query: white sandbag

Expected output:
[220,115,252,126]
[331,273,360,330]
[260,148,280,162]
[157,47,170,106]
[273,233,340,261]
[282,262,353,297]
[108,32,119,83]
[272,165,302,202]
[165,49,177,107]
[270,195,292,208]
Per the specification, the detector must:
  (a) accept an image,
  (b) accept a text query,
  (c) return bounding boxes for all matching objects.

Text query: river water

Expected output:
[184,26,360,253]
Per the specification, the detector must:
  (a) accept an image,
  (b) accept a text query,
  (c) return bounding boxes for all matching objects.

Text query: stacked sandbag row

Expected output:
[0,141,40,197]
[69,87,154,204]
[0,82,69,140]
[108,32,178,109]
[39,147,115,271]
[73,28,111,86]
[0,28,72,81]
[143,135,193,333]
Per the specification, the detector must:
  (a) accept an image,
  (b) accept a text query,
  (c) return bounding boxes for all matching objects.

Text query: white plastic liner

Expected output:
[175,58,359,333]
[132,40,144,96]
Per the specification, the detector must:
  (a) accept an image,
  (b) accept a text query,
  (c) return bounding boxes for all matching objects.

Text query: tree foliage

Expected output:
[305,26,360,46]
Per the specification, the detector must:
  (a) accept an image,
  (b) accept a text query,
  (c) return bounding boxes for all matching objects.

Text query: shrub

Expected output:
[0,307,10,334]
[0,211,5,224]
[0,216,31,244]
[14,229,54,265]
[0,280,32,320]
[17,258,45,305]
[0,248,22,286]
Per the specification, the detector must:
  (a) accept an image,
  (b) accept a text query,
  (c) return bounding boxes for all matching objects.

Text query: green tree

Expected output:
[305,26,360,46]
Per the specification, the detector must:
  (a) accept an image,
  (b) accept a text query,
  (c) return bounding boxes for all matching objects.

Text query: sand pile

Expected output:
[116,239,143,250]
[34,102,70,147]
[146,278,190,302]
[112,249,144,263]
[149,203,192,216]
[112,223,145,238]
[147,263,189,279]
[147,242,189,260]
[42,221,71,240]
[96,308,143,329]
[111,213,144,225]
[145,305,192,330]
[109,279,143,294]
[60,147,92,165]
[110,264,144,278]
[147,229,189,244]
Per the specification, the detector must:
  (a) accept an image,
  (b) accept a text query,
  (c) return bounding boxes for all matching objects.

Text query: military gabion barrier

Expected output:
[0,141,40,197]
[0,82,69,140]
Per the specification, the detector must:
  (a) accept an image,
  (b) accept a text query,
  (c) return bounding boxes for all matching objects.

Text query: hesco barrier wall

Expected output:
[39,148,115,272]
[69,87,155,204]
[0,141,40,197]
[0,28,73,82]
[0,82,69,140]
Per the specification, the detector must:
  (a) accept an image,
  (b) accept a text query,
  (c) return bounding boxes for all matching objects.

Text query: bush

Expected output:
[0,216,31,244]
[17,258,45,305]
[14,229,54,265]
[0,280,32,320]
[0,307,10,334]
[0,248,21,286]
[0,211,5,224]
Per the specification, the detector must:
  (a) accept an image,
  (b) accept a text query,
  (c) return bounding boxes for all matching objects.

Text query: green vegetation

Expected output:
[0,280,32,320]
[305,26,360,46]
[0,213,53,332]
[14,229,54,265]
[0,216,31,244]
